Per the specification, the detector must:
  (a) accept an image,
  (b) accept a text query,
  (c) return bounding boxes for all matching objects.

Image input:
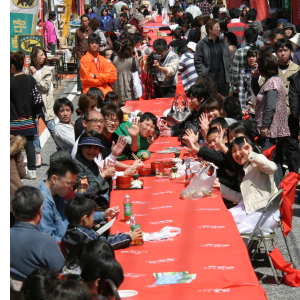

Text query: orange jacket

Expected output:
[80,51,117,95]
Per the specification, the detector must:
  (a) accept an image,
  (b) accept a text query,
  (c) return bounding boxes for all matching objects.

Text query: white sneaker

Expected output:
[25,170,36,180]
[76,91,82,95]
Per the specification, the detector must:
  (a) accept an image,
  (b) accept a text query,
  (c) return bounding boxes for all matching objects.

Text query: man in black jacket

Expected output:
[174,7,194,28]
[194,19,230,96]
[288,71,300,143]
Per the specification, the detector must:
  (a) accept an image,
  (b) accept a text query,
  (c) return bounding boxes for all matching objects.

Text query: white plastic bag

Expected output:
[143,226,181,241]
[180,163,218,200]
[64,49,72,63]
[132,71,143,98]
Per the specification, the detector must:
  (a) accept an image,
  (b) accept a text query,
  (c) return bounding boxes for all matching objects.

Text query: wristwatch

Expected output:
[94,74,97,79]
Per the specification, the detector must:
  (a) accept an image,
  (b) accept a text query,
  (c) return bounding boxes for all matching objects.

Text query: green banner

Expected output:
[18,34,43,55]
[282,0,291,9]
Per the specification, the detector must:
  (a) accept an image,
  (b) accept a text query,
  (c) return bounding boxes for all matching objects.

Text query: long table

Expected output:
[109,136,267,300]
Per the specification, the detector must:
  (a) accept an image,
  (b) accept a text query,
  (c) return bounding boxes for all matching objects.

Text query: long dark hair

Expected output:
[228,136,262,184]
[118,38,135,61]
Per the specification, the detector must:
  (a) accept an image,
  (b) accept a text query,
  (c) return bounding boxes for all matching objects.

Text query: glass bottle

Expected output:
[123,194,132,222]
[185,158,192,181]
[130,215,144,246]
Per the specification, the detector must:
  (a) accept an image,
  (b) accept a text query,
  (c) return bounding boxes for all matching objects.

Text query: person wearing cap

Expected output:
[283,23,296,39]
[290,33,300,66]
[80,33,117,95]
[185,1,202,18]
[44,11,58,51]
[218,7,227,21]
[178,42,198,93]
[74,131,112,197]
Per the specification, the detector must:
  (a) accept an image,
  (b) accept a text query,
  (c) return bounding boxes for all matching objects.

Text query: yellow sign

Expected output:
[12,0,38,9]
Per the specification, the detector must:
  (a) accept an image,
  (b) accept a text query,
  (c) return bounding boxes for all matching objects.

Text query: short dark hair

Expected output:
[21,268,57,300]
[10,51,25,72]
[173,28,183,39]
[119,12,128,18]
[178,44,188,55]
[64,196,97,224]
[246,46,260,58]
[223,96,243,120]
[140,112,157,126]
[274,38,293,52]
[209,117,229,129]
[153,38,168,51]
[49,151,72,164]
[269,28,284,40]
[81,253,124,290]
[174,7,183,14]
[81,14,90,21]
[104,91,118,104]
[206,126,219,138]
[229,7,240,19]
[45,279,92,300]
[244,27,258,44]
[88,33,100,45]
[87,87,104,109]
[224,32,237,46]
[203,97,225,116]
[53,97,74,116]
[186,84,210,102]
[101,104,123,124]
[11,186,44,221]
[258,53,278,78]
[47,157,79,180]
[246,9,257,21]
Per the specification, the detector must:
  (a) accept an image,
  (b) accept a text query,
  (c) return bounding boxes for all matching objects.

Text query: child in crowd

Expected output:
[223,96,244,121]
[61,196,143,254]
[102,91,132,115]
[218,137,280,235]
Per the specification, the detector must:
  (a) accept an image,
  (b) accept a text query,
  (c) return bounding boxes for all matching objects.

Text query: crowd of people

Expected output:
[10,0,300,299]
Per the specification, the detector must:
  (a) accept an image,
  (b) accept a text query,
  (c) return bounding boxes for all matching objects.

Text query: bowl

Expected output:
[138,168,152,176]
[163,161,175,168]
[116,176,132,189]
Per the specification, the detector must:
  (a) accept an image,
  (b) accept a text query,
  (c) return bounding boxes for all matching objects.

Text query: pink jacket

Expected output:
[44,20,57,45]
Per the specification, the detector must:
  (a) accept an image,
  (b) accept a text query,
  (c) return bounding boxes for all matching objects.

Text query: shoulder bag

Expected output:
[166,93,191,125]
[29,76,44,116]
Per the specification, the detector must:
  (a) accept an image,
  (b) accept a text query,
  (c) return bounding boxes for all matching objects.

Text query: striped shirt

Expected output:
[227,19,248,44]
[178,51,198,92]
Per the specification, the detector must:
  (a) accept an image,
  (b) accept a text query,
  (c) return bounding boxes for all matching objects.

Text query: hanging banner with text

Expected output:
[293,0,300,25]
[250,0,269,21]
[10,0,40,51]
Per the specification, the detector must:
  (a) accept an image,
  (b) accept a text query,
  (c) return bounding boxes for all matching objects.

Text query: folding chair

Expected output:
[242,189,284,284]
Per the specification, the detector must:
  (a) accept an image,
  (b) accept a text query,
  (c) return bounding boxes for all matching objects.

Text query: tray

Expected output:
[113,185,144,190]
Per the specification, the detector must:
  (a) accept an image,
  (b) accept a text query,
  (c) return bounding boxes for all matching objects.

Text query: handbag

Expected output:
[166,93,191,125]
[30,76,44,116]
[131,57,143,99]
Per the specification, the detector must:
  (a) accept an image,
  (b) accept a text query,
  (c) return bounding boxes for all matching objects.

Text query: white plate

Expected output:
[118,290,138,298]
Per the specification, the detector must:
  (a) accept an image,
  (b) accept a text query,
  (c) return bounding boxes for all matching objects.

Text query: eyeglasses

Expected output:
[58,177,77,187]
[87,118,104,124]
[83,145,100,150]
[104,118,120,124]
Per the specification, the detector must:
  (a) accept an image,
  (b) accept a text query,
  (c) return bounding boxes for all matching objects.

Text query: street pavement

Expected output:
[22,76,300,300]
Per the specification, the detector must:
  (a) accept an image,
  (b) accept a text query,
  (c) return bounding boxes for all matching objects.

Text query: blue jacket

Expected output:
[61,223,132,255]
[104,17,122,32]
[10,222,65,281]
[99,15,113,31]
[38,180,105,241]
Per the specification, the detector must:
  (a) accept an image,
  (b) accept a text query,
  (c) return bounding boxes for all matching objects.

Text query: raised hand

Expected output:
[101,160,116,178]
[104,206,120,219]
[126,117,140,137]
[121,105,132,114]
[199,113,210,133]
[182,135,200,154]
[111,135,128,157]
[241,138,252,157]
[185,128,199,144]
[78,176,89,190]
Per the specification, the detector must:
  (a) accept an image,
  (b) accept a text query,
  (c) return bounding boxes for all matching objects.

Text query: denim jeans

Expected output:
[24,135,36,170]
[33,110,56,152]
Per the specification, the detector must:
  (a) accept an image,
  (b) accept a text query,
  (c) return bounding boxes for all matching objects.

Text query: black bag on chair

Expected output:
[166,93,191,125]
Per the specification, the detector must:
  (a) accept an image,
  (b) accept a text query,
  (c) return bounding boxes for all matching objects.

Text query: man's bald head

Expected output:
[82,110,104,133]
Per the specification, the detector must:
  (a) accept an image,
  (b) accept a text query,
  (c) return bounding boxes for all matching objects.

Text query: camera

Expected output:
[146,52,162,77]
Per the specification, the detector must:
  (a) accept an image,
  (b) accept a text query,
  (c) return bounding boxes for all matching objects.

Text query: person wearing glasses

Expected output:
[37,152,119,241]
[53,98,75,153]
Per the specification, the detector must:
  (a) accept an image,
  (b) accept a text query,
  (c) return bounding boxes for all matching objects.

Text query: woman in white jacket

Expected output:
[28,46,56,167]
[220,136,280,235]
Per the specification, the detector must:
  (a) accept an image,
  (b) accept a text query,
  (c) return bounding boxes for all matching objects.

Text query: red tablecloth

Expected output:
[109,138,267,300]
